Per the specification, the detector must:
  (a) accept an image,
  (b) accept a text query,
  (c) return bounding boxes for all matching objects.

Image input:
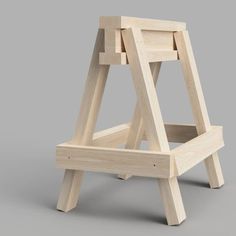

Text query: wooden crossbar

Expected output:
[56,144,173,178]
[99,16,186,31]
[173,126,224,175]
[91,123,198,148]
[56,126,222,178]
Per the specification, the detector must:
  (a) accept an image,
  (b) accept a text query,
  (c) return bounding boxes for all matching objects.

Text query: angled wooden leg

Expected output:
[57,170,83,212]
[205,153,224,188]
[118,62,162,180]
[57,29,110,212]
[122,28,186,225]
[159,177,186,225]
[174,31,224,188]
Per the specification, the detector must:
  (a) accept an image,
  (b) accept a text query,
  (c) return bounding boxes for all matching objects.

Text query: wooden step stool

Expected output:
[56,16,225,225]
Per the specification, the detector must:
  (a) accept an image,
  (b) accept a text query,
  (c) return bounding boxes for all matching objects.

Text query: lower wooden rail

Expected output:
[56,125,223,178]
[56,144,173,178]
[173,126,224,175]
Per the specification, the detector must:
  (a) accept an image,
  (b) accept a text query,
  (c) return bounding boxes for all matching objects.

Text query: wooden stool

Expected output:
[56,16,224,225]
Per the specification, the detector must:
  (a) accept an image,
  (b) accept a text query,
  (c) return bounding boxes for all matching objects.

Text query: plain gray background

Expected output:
[0,0,235,235]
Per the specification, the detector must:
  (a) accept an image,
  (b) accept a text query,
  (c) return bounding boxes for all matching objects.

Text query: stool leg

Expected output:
[205,153,224,188]
[174,31,224,189]
[159,177,186,225]
[118,62,162,180]
[57,29,110,212]
[57,170,83,212]
[122,28,186,225]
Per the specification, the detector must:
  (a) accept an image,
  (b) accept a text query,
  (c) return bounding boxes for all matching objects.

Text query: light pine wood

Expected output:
[174,31,224,188]
[57,170,83,212]
[104,29,123,53]
[92,123,198,150]
[121,28,169,150]
[93,123,130,147]
[158,177,186,225]
[147,50,178,62]
[142,30,174,51]
[99,28,127,64]
[118,62,161,180]
[99,52,127,64]
[99,16,186,31]
[173,126,224,175]
[57,29,110,212]
[122,28,186,225]
[57,144,173,178]
[100,50,178,65]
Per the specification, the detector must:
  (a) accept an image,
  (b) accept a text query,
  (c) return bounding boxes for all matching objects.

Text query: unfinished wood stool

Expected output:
[56,16,224,225]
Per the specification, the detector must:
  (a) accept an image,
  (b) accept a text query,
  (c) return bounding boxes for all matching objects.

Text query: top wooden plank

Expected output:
[99,16,186,31]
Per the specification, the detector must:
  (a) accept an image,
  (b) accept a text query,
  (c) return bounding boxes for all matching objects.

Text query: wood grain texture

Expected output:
[122,28,169,151]
[57,29,110,212]
[99,16,186,31]
[57,144,173,178]
[118,62,161,180]
[173,126,224,175]
[122,28,186,225]
[174,31,224,188]
[158,177,186,225]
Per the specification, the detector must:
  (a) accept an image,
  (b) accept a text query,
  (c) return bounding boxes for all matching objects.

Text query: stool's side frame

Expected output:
[174,31,224,188]
[57,29,110,212]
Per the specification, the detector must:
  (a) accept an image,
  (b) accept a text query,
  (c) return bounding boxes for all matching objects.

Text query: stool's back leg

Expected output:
[174,31,224,188]
[57,29,110,212]
[118,62,162,180]
[122,28,186,225]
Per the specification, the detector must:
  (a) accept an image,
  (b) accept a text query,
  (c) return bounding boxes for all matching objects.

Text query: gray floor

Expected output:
[1,149,235,236]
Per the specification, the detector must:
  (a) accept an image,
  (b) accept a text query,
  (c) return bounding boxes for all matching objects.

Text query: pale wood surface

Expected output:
[158,177,186,225]
[174,31,224,188]
[57,29,109,212]
[122,28,169,151]
[174,126,224,175]
[57,170,83,212]
[118,62,161,180]
[99,16,186,31]
[93,123,130,147]
[147,50,178,62]
[143,30,174,51]
[122,28,186,225]
[92,123,198,150]
[57,144,173,178]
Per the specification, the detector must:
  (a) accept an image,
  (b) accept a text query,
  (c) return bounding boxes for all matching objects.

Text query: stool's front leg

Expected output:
[57,29,110,212]
[122,27,186,225]
[118,62,162,180]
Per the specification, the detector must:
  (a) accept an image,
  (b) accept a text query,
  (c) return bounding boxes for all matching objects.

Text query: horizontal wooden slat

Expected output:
[100,50,178,65]
[99,16,186,31]
[90,123,198,148]
[143,30,174,51]
[173,126,224,175]
[92,123,130,147]
[99,52,127,64]
[147,50,178,62]
[164,123,198,143]
[56,144,173,178]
